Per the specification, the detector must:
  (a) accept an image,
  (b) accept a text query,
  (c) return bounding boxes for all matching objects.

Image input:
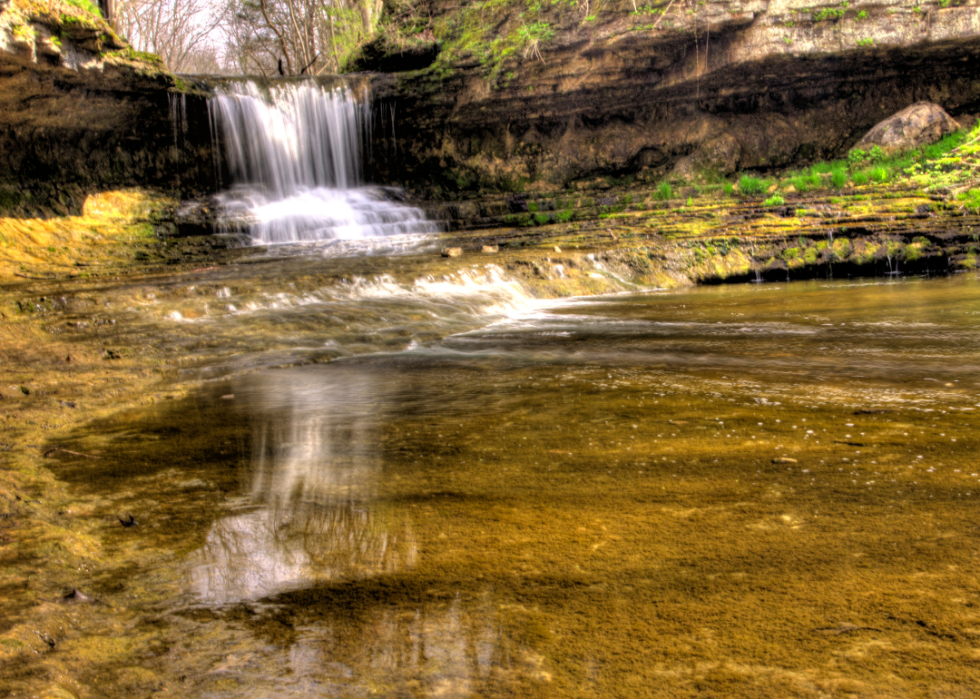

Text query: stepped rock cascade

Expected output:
[209,81,438,246]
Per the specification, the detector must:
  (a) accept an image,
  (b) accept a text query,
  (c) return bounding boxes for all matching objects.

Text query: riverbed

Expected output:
[3,268,979,698]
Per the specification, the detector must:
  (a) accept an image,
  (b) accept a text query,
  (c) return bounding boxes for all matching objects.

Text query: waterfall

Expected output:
[209,81,438,246]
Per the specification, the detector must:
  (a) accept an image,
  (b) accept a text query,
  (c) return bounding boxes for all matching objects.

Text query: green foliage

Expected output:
[518,21,556,44]
[831,167,848,188]
[764,195,786,207]
[856,37,874,48]
[813,2,848,21]
[738,175,766,196]
[870,166,888,183]
[848,149,868,166]
[851,171,870,185]
[723,182,735,197]
[527,201,540,212]
[856,9,867,19]
[656,181,673,201]
[534,212,551,225]
[958,189,980,213]
[64,0,102,17]
[556,209,574,222]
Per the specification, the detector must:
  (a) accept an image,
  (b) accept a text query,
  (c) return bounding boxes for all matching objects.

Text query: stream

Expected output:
[11,270,980,698]
[3,78,980,698]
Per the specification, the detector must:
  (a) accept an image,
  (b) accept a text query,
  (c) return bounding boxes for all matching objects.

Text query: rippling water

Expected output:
[35,274,980,697]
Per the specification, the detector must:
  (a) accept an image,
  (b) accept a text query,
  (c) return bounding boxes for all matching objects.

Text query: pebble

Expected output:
[442,247,463,258]
[773,457,798,464]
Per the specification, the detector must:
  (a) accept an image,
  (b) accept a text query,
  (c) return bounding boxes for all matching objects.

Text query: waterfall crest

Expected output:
[210,81,438,247]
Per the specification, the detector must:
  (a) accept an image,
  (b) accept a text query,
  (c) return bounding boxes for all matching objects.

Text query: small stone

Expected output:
[553,246,562,253]
[668,420,688,426]
[481,245,498,253]
[767,184,779,194]
[784,185,797,194]
[773,457,798,464]
[63,589,93,603]
[441,247,463,258]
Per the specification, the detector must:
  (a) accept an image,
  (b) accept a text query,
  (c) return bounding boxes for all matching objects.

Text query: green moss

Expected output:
[855,242,879,265]
[903,242,923,262]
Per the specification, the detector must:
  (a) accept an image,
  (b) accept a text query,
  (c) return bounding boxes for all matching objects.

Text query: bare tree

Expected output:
[116,0,230,73]
[224,0,381,76]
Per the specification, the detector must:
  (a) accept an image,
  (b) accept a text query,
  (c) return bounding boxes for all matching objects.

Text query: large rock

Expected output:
[853,102,959,156]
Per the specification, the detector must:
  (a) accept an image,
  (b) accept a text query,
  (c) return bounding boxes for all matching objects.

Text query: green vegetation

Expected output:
[656,181,673,201]
[428,0,573,84]
[958,189,980,212]
[813,2,849,21]
[764,195,785,207]
[831,167,848,188]
[64,0,102,16]
[738,175,766,196]
[856,37,874,47]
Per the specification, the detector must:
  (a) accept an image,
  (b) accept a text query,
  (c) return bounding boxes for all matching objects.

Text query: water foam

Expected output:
[210,81,439,246]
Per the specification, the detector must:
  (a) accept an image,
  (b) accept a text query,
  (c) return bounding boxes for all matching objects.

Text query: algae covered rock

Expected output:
[854,102,959,156]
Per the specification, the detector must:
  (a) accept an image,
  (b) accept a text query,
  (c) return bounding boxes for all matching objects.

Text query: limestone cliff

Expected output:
[362,0,980,193]
[0,0,212,216]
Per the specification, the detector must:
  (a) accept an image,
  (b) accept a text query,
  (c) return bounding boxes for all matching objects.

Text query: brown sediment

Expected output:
[0,183,979,696]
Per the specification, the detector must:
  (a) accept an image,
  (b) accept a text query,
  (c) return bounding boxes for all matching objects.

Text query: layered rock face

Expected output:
[366,0,980,192]
[0,0,214,216]
[4,0,980,214]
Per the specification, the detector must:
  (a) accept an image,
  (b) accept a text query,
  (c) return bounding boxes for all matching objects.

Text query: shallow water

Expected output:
[23,275,980,697]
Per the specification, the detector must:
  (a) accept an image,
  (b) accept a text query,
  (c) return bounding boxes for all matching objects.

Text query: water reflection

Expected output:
[276,594,551,697]
[188,368,416,604]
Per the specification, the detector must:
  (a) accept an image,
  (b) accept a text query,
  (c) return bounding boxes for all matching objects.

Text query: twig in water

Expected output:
[43,447,98,459]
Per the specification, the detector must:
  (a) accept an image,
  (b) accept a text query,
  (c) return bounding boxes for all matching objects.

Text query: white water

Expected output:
[210,81,439,246]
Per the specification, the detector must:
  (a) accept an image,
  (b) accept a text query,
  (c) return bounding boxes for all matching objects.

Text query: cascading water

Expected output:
[209,81,439,246]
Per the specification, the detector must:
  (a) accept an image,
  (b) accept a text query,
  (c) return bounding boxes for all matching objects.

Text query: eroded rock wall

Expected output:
[366,0,980,193]
[0,0,215,216]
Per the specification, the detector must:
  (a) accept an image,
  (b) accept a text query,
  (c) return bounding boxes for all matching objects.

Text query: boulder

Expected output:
[853,102,959,156]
